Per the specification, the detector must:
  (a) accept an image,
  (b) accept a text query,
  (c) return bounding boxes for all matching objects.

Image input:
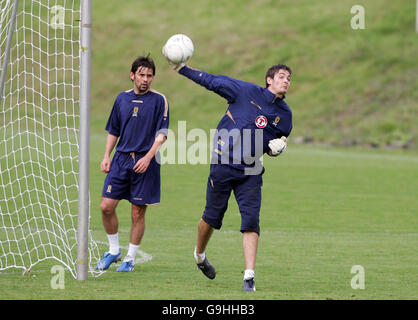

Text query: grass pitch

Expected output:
[0,136,417,300]
[0,0,417,301]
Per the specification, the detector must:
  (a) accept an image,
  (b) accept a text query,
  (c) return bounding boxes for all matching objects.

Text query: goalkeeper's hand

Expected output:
[162,45,185,71]
[166,58,185,71]
[268,136,287,156]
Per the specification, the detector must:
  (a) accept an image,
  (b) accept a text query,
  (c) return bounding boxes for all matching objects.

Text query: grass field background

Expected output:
[0,135,417,299]
[0,0,417,300]
[90,0,418,149]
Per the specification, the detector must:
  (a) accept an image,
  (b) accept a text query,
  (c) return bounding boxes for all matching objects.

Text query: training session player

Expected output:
[166,58,292,291]
[96,55,169,272]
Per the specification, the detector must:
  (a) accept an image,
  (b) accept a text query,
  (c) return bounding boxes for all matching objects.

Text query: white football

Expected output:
[162,34,194,64]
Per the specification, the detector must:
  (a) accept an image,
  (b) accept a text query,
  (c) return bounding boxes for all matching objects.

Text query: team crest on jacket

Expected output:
[272,116,280,127]
[255,115,267,128]
[132,107,139,117]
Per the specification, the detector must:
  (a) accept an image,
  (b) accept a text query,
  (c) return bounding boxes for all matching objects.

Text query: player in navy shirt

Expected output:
[96,55,169,272]
[168,59,292,291]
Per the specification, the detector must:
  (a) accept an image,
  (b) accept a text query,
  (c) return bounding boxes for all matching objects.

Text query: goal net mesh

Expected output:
[0,0,102,278]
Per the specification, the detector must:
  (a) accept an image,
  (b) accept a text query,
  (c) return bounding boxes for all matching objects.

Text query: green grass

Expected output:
[1,0,417,301]
[0,136,417,299]
[89,0,418,149]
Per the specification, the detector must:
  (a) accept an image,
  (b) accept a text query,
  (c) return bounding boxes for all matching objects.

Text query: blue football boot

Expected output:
[117,260,134,272]
[96,251,122,270]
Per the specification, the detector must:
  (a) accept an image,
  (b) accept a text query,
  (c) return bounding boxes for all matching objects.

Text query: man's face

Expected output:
[130,66,154,94]
[267,69,291,97]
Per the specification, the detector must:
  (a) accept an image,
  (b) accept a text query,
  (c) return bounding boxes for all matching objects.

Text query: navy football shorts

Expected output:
[202,164,264,235]
[102,151,161,205]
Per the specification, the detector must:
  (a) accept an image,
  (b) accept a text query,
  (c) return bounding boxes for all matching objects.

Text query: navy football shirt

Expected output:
[105,89,169,153]
[179,66,292,170]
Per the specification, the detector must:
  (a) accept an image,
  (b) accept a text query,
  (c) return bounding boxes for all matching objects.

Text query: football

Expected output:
[162,34,194,64]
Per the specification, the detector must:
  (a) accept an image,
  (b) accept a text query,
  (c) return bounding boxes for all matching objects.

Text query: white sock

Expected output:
[194,247,206,264]
[124,243,140,262]
[244,269,255,280]
[107,232,120,255]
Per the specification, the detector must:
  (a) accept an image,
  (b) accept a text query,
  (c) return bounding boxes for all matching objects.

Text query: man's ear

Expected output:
[130,71,135,81]
[266,76,273,86]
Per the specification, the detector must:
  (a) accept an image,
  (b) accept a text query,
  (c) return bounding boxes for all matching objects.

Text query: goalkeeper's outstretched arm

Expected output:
[170,63,241,104]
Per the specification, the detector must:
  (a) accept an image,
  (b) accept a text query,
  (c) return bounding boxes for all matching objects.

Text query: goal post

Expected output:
[0,0,101,279]
[0,0,18,101]
[76,0,91,281]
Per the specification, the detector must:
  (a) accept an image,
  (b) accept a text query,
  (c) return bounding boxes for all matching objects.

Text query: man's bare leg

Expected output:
[195,218,214,256]
[100,197,119,235]
[194,218,216,279]
[96,197,121,270]
[130,204,147,245]
[243,231,258,272]
[242,231,258,291]
[121,204,147,264]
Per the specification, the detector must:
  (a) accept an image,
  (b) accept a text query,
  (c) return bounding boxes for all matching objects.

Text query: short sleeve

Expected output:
[155,96,169,137]
[105,96,121,137]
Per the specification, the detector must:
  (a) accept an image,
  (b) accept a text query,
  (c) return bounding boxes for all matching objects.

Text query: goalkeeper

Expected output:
[96,55,169,272]
[166,58,292,292]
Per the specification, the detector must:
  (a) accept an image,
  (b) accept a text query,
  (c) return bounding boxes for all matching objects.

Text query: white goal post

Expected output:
[0,0,101,279]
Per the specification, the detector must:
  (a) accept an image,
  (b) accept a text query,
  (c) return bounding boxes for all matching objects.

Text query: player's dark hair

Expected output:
[131,54,156,76]
[265,64,292,88]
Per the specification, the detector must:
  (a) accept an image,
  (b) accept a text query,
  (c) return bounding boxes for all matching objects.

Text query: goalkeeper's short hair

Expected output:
[265,64,292,88]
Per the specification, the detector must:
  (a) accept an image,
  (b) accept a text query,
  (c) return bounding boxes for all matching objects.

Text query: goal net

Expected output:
[0,0,101,278]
